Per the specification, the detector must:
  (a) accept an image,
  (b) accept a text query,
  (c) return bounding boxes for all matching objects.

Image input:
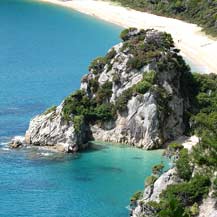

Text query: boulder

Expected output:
[9,136,25,149]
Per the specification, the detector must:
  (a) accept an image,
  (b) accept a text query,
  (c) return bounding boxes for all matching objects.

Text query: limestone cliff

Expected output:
[131,136,217,217]
[13,28,191,152]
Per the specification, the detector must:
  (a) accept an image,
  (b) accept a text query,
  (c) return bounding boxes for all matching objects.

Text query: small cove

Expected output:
[0,1,170,216]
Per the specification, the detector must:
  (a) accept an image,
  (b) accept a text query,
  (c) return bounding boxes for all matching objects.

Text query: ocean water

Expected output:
[0,0,169,216]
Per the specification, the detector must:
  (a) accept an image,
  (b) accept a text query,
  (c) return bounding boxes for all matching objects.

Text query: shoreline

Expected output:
[36,0,217,74]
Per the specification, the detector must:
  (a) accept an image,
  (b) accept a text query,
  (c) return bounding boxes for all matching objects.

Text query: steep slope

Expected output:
[13,28,191,152]
[131,73,217,217]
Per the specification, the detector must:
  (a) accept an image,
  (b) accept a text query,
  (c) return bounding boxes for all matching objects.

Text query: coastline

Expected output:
[36,0,217,74]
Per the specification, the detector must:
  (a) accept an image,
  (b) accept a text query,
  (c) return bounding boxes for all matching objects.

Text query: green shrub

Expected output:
[145,175,158,187]
[143,70,156,83]
[213,177,217,190]
[190,203,199,216]
[88,78,99,94]
[158,195,186,217]
[152,163,164,176]
[96,81,113,103]
[133,80,151,94]
[120,28,137,41]
[160,174,211,207]
[130,191,143,202]
[89,57,107,74]
[73,115,84,133]
[168,143,183,151]
[105,48,116,60]
[62,87,115,125]
[115,88,133,112]
[62,90,92,121]
[211,177,217,198]
[94,103,116,121]
[115,71,156,112]
[127,56,145,70]
[176,149,192,181]
[43,105,57,115]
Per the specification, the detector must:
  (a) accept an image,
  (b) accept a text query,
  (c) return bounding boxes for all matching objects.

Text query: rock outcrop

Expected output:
[9,136,26,149]
[13,29,191,152]
[132,168,180,217]
[24,103,90,152]
[199,195,217,217]
[131,135,217,217]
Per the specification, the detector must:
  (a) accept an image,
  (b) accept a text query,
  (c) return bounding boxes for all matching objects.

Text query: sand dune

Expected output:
[38,0,217,74]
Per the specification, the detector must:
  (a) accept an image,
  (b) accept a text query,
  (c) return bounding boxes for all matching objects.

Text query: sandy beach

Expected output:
[38,0,217,74]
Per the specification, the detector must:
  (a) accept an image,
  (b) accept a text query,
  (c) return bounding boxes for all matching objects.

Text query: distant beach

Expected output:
[38,0,217,74]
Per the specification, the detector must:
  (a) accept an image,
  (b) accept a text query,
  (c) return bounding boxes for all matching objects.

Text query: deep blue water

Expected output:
[0,0,169,216]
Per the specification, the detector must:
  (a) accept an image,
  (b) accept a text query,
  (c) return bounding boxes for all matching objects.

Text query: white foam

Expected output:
[1,147,10,151]
[1,142,8,145]
[41,152,52,156]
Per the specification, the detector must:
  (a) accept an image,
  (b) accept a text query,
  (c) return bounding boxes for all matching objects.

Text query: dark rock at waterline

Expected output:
[9,136,25,149]
[68,144,78,153]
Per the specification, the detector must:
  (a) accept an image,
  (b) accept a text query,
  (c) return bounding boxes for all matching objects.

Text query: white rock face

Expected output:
[81,32,185,149]
[199,196,217,217]
[21,29,187,151]
[144,168,180,203]
[131,168,181,217]
[25,104,86,152]
[91,92,161,149]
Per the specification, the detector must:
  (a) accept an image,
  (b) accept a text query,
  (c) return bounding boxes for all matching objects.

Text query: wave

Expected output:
[0,142,8,146]
[1,147,10,151]
[40,152,52,157]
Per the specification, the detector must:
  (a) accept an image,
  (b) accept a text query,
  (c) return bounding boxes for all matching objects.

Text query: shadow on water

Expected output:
[0,141,110,167]
[81,142,109,154]
[0,146,81,166]
[73,176,93,182]
[97,166,123,173]
[25,149,81,166]
[132,156,144,160]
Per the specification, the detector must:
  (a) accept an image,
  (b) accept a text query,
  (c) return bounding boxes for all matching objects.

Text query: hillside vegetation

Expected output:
[131,72,217,216]
[111,0,217,37]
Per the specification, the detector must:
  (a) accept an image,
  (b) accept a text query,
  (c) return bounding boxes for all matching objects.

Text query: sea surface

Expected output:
[0,0,169,216]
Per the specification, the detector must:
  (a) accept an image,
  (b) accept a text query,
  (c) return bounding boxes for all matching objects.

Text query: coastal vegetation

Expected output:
[62,89,116,125]
[19,25,217,215]
[43,105,57,115]
[62,28,182,131]
[111,0,217,37]
[132,72,217,216]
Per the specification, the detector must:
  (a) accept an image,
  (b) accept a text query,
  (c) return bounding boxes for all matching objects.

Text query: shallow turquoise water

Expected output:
[0,1,169,216]
[0,144,168,216]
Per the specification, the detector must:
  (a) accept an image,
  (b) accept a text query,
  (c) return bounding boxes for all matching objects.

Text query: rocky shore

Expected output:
[10,29,190,153]
[9,28,217,216]
[131,137,217,217]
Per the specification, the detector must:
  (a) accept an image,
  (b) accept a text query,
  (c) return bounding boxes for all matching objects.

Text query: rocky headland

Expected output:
[9,28,217,216]
[11,28,192,152]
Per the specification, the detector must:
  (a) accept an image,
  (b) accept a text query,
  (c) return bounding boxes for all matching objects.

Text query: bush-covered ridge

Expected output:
[131,73,217,216]
[111,0,217,37]
[61,28,188,134]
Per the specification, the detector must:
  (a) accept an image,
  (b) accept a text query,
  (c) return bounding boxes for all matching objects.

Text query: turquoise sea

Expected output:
[0,0,168,216]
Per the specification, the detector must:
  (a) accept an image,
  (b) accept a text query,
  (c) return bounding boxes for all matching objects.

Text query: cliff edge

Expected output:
[18,28,191,152]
